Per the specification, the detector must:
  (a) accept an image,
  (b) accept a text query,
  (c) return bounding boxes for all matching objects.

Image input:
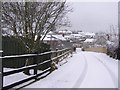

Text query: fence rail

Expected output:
[0,48,72,90]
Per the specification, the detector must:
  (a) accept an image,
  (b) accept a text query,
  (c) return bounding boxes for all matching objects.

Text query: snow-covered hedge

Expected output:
[106,40,118,59]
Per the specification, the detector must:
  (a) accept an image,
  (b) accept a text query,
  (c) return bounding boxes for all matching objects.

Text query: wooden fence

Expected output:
[0,48,72,90]
[2,36,51,68]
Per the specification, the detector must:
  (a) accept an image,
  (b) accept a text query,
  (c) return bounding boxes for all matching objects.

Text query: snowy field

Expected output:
[3,48,118,88]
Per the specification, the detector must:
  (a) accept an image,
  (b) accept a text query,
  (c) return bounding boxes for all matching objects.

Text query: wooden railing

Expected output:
[0,48,72,90]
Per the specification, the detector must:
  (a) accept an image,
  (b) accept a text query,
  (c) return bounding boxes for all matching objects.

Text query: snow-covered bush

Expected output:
[106,40,118,59]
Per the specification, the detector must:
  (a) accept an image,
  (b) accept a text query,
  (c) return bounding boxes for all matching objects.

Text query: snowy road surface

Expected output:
[25,48,118,88]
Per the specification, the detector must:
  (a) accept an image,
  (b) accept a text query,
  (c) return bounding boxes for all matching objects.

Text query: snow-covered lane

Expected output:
[93,52,118,79]
[79,51,118,88]
[93,53,118,87]
[25,48,118,88]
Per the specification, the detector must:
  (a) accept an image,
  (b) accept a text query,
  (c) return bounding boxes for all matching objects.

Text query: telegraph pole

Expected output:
[118,2,120,90]
[118,2,120,60]
[0,1,3,89]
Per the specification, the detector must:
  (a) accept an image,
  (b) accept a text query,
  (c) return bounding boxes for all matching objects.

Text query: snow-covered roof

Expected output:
[85,32,95,36]
[71,34,83,37]
[64,35,70,38]
[78,32,95,37]
[78,32,85,35]
[53,35,66,41]
[58,30,72,34]
[44,35,57,41]
[84,39,95,43]
[67,30,72,34]
[106,41,114,45]
[47,31,55,35]
[44,35,66,41]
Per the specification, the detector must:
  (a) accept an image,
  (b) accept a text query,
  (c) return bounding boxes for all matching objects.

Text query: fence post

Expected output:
[0,51,3,90]
[50,49,58,72]
[50,51,54,72]
[64,49,67,59]
[63,49,65,60]
[56,48,59,64]
[34,52,38,80]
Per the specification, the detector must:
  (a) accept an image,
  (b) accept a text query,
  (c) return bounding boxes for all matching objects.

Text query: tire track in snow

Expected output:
[73,52,88,88]
[92,55,118,88]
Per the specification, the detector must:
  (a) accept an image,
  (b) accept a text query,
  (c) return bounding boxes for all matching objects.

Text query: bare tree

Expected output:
[2,1,71,52]
[105,25,119,59]
[1,1,72,74]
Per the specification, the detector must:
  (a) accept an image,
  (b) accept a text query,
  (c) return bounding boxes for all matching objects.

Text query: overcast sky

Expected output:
[66,1,118,33]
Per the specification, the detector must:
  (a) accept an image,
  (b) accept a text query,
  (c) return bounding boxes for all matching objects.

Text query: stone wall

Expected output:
[84,47,107,53]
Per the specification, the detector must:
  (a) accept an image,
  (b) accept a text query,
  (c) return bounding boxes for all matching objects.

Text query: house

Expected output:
[83,38,96,48]
[82,33,108,53]
[57,29,72,35]
[43,35,58,50]
[43,31,68,50]
[85,32,95,39]
[95,35,107,47]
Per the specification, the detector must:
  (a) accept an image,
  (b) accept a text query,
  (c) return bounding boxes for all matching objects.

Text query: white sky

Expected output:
[66,0,119,33]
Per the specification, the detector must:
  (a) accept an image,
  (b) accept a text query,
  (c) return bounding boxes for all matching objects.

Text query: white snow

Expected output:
[78,32,95,37]
[84,38,95,43]
[0,50,3,52]
[3,68,29,87]
[43,35,57,41]
[58,30,72,34]
[44,35,66,41]
[79,51,118,88]
[3,48,118,88]
[34,35,38,41]
[47,31,55,35]
[106,40,114,45]
[53,35,66,41]
[3,68,43,87]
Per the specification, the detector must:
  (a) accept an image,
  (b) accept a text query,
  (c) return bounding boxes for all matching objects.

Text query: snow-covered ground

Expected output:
[3,68,44,87]
[3,48,118,88]
[25,48,118,88]
[4,68,30,87]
